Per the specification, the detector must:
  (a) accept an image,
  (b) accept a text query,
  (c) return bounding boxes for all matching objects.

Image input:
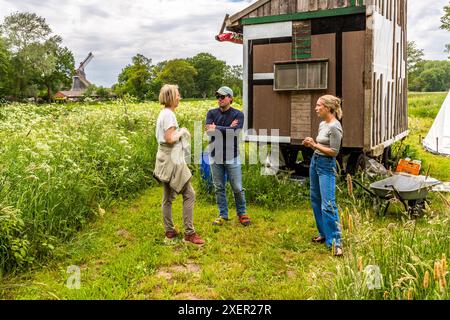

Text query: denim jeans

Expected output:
[310,153,342,248]
[210,157,247,219]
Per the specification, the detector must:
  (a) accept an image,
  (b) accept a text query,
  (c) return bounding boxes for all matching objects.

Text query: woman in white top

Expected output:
[302,95,343,257]
[154,84,204,245]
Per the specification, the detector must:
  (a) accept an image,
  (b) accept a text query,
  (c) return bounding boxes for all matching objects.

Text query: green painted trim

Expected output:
[242,6,366,25]
[292,54,312,59]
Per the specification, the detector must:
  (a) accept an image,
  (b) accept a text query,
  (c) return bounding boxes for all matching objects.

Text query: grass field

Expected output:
[0,93,449,300]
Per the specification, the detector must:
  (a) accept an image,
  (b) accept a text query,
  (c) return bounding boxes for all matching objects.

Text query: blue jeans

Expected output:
[310,153,342,248]
[210,157,246,219]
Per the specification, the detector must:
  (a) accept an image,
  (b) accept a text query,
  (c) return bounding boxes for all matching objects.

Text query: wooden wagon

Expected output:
[222,0,408,173]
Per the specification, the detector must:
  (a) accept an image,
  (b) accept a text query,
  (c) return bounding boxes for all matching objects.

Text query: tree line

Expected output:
[407,2,450,92]
[0,12,242,102]
[407,43,450,92]
[112,53,242,101]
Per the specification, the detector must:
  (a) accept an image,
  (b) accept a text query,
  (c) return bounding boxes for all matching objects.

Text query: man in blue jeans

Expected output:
[205,86,251,226]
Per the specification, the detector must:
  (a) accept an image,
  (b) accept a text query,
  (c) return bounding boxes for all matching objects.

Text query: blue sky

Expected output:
[0,0,448,87]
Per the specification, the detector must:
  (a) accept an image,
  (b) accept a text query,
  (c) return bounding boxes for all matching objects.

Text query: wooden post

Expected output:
[219,14,229,35]
[425,164,431,181]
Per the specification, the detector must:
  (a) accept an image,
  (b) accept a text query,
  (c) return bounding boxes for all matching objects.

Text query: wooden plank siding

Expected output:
[230,0,366,24]
[291,93,312,143]
[310,33,336,140]
[363,1,374,151]
[369,0,408,153]
[342,31,365,148]
[253,85,291,136]
[253,43,292,73]
[251,39,292,136]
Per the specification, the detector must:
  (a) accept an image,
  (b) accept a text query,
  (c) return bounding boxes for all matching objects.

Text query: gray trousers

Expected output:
[162,181,195,235]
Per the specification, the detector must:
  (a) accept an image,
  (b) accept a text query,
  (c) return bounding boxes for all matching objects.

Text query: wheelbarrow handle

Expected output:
[385,184,409,212]
[384,184,402,200]
[352,179,378,197]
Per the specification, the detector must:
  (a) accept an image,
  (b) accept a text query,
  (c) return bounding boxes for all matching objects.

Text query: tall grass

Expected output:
[0,99,312,274]
[407,92,447,119]
[314,197,450,299]
[312,92,450,300]
[0,101,159,273]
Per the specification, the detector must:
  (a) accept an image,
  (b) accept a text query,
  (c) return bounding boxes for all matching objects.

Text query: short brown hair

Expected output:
[159,84,179,107]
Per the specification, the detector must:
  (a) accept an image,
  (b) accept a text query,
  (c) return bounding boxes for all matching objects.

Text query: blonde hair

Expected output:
[319,95,343,120]
[159,84,179,107]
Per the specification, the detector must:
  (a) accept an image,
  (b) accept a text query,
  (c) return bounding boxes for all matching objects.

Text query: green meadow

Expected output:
[0,93,449,300]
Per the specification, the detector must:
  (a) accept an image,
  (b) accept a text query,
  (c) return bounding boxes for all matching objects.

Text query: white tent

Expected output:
[423,90,450,156]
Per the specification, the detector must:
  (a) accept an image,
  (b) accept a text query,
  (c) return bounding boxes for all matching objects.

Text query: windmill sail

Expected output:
[70,52,93,91]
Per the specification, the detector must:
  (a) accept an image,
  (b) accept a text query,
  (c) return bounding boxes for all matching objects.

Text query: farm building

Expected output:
[221,0,408,172]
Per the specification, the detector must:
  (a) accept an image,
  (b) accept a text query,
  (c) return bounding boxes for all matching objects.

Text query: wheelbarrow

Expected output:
[352,173,441,216]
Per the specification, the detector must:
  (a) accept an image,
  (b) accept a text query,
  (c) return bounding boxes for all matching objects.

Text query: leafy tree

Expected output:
[0,37,11,97]
[407,41,424,73]
[441,2,450,58]
[223,65,243,97]
[115,54,154,100]
[0,12,74,100]
[34,37,74,100]
[187,53,226,98]
[407,41,425,91]
[441,2,450,31]
[145,60,167,100]
[409,60,450,92]
[1,12,53,98]
[0,12,51,52]
[114,53,242,101]
[155,59,197,99]
[83,85,111,101]
[82,85,97,100]
[96,86,111,100]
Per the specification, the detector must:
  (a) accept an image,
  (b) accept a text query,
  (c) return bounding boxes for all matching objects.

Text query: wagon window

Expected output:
[274,60,328,91]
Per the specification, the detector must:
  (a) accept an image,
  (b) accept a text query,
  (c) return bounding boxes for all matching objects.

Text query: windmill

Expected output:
[55,52,95,100]
[71,52,94,91]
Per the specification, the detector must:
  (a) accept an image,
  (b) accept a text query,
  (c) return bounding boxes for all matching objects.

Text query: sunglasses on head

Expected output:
[216,94,228,100]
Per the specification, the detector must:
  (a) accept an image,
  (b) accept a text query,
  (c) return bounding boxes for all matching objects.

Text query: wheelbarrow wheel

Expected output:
[407,199,426,217]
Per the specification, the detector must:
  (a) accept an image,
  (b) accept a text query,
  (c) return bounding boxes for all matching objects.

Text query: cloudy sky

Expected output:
[0,0,448,87]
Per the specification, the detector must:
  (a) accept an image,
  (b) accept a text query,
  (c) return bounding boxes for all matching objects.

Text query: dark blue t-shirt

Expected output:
[206,107,244,161]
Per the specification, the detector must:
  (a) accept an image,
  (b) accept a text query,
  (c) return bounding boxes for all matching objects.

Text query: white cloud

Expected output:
[0,0,448,87]
[407,0,448,60]
[0,0,256,86]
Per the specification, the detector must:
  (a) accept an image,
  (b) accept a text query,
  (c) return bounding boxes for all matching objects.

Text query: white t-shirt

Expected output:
[156,108,178,144]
